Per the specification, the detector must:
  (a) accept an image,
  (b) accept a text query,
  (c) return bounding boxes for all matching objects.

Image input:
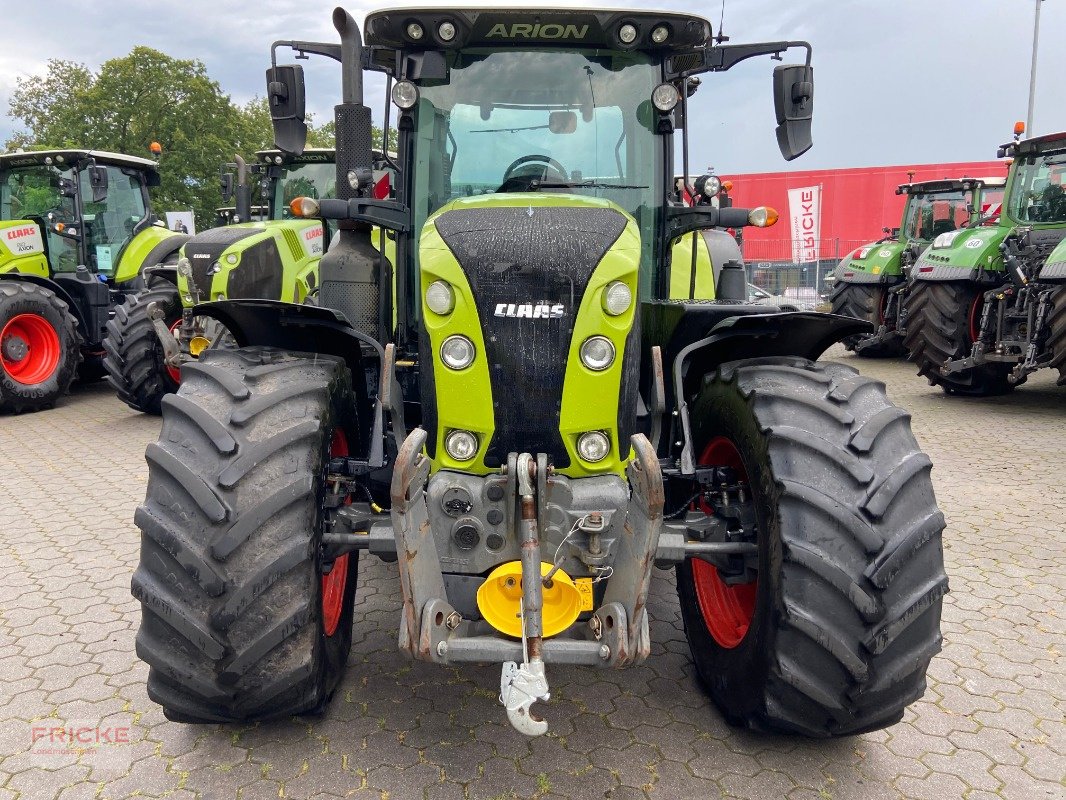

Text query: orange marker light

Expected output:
[149,141,162,155]
[722,180,734,192]
[1013,121,1025,136]
[290,196,320,218]
[747,206,779,227]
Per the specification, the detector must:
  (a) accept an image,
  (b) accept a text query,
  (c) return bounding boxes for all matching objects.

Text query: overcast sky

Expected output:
[2,1,1063,173]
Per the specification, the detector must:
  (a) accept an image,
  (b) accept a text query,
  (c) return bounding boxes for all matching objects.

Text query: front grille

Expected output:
[433,205,628,467]
[183,227,260,296]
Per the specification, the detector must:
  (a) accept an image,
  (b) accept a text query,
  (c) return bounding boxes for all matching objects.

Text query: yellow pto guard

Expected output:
[477,561,584,638]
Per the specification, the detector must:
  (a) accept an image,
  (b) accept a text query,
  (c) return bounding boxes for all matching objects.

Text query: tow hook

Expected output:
[499,452,550,736]
[146,302,182,367]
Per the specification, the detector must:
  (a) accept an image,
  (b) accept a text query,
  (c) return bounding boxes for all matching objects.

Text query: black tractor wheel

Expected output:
[676,356,947,737]
[0,281,80,413]
[902,280,1013,396]
[829,282,904,357]
[132,347,360,722]
[103,285,182,414]
[1047,288,1066,386]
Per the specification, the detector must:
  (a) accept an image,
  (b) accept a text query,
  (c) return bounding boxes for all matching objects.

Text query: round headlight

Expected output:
[577,431,611,463]
[440,335,475,369]
[225,253,238,265]
[406,22,424,40]
[347,169,360,190]
[580,336,616,371]
[746,206,779,227]
[392,80,419,110]
[701,175,722,197]
[438,21,456,41]
[177,257,192,278]
[651,25,670,44]
[618,23,638,44]
[602,281,632,316]
[215,293,226,301]
[445,429,479,461]
[652,83,680,112]
[426,280,455,315]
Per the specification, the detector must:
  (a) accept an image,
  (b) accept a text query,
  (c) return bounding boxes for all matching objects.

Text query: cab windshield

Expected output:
[1006,151,1066,224]
[901,190,970,241]
[273,162,337,219]
[412,48,662,290]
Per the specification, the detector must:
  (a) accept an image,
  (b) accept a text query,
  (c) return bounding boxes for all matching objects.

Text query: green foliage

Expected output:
[5,48,394,228]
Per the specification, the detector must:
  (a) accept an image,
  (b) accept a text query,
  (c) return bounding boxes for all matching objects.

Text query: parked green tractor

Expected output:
[104,148,341,413]
[830,177,1005,357]
[904,130,1066,394]
[0,149,186,413]
[131,7,946,739]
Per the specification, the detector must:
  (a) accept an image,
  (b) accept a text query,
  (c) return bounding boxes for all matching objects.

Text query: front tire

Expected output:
[131,347,360,722]
[1046,287,1066,386]
[676,357,948,737]
[829,282,904,357]
[103,284,181,414]
[0,282,79,414]
[902,280,1012,395]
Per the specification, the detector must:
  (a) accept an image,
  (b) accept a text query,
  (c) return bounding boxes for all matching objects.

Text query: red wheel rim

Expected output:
[1,313,61,385]
[321,428,350,637]
[166,319,182,384]
[691,436,758,649]
[967,292,983,345]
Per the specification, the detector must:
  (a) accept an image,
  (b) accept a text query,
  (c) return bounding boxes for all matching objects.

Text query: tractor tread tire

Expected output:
[0,281,80,414]
[103,285,181,414]
[132,346,358,723]
[902,281,1012,396]
[677,356,947,737]
[829,282,904,357]
[1047,287,1066,385]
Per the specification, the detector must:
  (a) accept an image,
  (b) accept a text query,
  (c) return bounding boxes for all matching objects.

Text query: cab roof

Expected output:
[897,176,1006,195]
[0,149,160,173]
[256,147,335,164]
[365,7,712,52]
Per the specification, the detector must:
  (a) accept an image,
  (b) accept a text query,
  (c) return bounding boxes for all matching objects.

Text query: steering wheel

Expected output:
[500,154,569,186]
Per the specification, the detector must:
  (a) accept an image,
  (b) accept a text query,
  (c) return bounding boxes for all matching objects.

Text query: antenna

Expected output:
[716,0,729,44]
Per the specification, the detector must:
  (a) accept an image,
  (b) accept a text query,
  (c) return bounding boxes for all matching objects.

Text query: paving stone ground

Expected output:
[0,347,1063,800]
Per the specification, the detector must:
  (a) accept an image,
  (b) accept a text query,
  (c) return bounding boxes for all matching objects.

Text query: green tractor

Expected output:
[830,176,1005,357]
[103,148,342,413]
[131,7,946,739]
[0,149,186,412]
[904,130,1066,394]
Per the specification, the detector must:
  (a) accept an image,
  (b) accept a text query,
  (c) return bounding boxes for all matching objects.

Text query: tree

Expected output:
[8,50,398,227]
[8,48,266,228]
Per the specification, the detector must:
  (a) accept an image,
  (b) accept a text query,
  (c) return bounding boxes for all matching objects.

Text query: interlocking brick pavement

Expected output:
[0,349,1063,799]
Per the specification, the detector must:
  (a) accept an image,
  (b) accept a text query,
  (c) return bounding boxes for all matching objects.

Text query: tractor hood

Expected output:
[418,192,641,477]
[911,225,1011,282]
[834,239,905,284]
[1039,234,1066,282]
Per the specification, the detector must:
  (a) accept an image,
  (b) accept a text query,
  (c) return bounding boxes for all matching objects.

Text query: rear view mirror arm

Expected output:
[702,41,811,74]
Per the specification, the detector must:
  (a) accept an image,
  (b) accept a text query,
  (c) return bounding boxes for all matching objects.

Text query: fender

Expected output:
[142,234,188,269]
[193,298,385,459]
[0,272,91,340]
[666,310,870,474]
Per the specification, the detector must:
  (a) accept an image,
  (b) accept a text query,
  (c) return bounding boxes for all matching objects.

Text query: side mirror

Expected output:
[266,64,307,155]
[773,64,814,161]
[89,166,109,203]
[220,172,235,204]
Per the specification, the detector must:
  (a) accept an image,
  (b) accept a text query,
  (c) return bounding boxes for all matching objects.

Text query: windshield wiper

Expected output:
[471,125,551,134]
[532,180,649,190]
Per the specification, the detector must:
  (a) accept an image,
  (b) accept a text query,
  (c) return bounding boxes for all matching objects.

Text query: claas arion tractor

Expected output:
[132,7,947,738]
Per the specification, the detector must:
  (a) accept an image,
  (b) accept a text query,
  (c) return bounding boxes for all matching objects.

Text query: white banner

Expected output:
[787,185,821,263]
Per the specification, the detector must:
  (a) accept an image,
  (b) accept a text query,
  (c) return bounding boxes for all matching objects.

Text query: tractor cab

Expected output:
[0,149,166,285]
[897,178,1005,243]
